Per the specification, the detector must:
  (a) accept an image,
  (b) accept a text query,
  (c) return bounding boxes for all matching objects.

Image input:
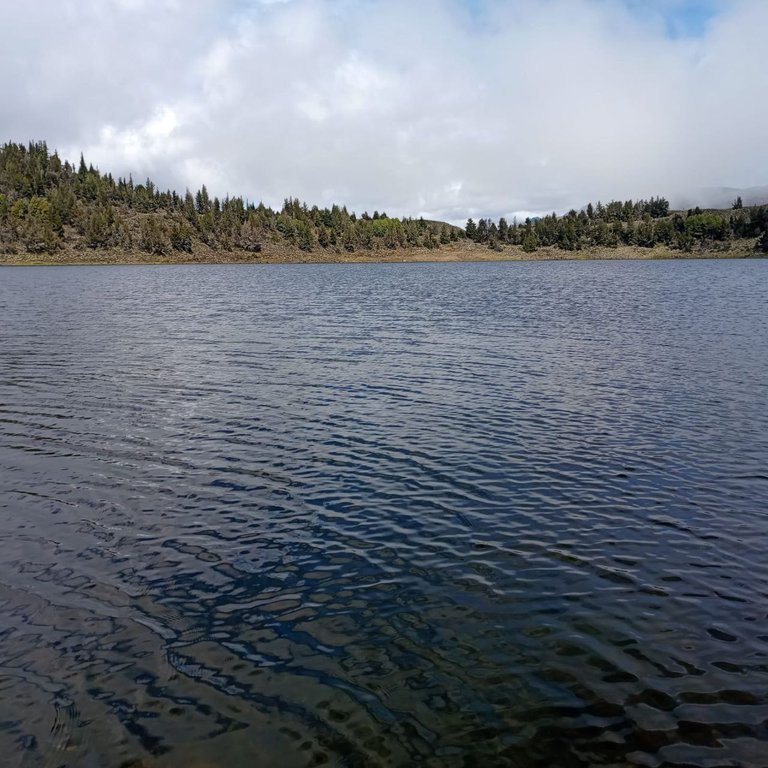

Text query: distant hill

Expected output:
[422,219,464,233]
[674,186,768,210]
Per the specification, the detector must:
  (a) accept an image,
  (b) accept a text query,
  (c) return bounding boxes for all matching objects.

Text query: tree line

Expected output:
[466,196,768,253]
[2,142,766,257]
[0,141,460,255]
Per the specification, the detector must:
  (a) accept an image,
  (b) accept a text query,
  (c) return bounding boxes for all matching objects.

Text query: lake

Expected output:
[1,259,767,767]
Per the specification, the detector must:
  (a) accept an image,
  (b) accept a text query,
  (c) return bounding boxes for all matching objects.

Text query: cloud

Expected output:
[1,0,766,222]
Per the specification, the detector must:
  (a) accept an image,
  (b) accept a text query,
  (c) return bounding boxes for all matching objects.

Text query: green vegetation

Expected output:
[465,196,768,254]
[1,141,766,262]
[0,141,458,257]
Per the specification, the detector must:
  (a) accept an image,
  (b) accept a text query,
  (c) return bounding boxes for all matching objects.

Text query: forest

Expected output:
[0,141,458,256]
[465,197,768,253]
[1,141,767,258]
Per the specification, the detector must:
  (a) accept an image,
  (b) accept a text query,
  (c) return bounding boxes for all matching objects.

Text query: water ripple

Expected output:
[0,260,767,766]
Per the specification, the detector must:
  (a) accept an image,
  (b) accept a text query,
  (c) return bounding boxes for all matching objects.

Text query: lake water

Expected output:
[1,260,767,767]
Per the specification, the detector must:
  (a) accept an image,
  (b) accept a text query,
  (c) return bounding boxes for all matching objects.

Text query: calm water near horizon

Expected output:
[1,259,767,767]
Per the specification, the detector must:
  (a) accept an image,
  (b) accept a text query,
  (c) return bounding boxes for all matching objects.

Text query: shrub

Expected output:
[140,217,170,255]
[170,222,193,252]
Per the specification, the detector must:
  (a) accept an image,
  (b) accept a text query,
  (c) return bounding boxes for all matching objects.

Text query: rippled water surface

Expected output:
[1,260,768,767]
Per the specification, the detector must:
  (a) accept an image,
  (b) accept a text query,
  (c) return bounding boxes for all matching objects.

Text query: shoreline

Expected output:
[0,240,762,267]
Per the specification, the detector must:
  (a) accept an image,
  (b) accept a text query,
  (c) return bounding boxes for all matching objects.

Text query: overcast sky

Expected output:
[2,0,766,222]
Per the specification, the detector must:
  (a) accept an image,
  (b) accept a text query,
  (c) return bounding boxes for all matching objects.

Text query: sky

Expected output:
[1,0,766,222]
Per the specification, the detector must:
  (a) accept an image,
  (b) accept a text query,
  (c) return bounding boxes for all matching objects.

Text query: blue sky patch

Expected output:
[625,0,721,37]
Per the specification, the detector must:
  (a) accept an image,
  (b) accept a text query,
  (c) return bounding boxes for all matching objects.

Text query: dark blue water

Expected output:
[1,260,767,768]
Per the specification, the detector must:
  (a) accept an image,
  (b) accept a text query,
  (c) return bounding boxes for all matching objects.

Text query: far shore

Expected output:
[0,239,762,267]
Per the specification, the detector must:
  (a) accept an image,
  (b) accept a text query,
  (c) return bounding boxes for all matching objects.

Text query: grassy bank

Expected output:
[0,239,761,267]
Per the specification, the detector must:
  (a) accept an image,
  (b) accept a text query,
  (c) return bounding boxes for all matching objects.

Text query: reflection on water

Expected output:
[0,259,767,767]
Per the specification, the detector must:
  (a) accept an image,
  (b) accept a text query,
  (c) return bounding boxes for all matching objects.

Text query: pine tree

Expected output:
[521,229,539,252]
[195,185,210,214]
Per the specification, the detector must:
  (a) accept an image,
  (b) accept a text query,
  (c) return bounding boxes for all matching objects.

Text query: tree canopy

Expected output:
[0,141,460,256]
[464,196,768,253]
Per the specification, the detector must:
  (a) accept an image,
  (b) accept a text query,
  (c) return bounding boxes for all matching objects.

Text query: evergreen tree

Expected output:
[522,229,539,253]
[23,197,57,253]
[85,210,111,247]
[195,185,210,214]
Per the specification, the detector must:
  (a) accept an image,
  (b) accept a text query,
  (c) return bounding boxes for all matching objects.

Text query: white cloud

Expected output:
[1,0,766,222]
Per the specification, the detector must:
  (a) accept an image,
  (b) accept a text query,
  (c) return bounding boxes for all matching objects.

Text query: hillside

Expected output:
[464,198,768,256]
[0,141,766,265]
[0,142,465,265]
